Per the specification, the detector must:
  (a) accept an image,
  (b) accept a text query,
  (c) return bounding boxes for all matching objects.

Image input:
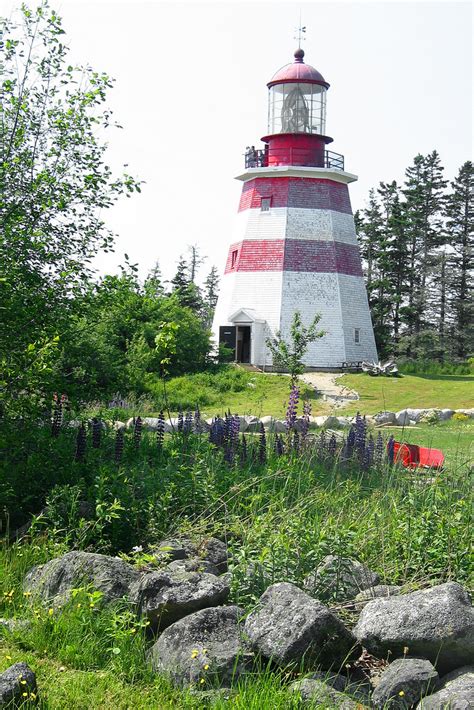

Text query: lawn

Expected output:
[338,373,474,415]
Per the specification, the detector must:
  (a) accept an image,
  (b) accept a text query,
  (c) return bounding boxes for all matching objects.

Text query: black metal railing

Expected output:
[244,147,345,171]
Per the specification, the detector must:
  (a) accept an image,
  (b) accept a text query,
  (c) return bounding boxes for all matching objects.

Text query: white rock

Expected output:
[112,421,126,431]
[455,409,474,418]
[395,410,411,426]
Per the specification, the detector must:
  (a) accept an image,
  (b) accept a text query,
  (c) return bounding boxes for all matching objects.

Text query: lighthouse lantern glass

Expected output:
[268,83,326,136]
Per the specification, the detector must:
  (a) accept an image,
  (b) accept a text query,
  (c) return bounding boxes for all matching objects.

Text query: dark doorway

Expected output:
[219,326,236,360]
[236,326,251,363]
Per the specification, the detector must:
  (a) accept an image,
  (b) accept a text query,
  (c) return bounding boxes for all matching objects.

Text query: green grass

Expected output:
[339,372,474,415]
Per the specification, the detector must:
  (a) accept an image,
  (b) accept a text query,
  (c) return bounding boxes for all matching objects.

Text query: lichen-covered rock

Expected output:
[289,678,360,708]
[374,411,397,425]
[166,558,221,576]
[294,671,371,704]
[0,618,31,634]
[372,658,439,709]
[154,537,228,574]
[23,551,141,606]
[416,666,474,709]
[244,582,358,670]
[130,569,230,630]
[304,555,380,602]
[354,582,474,674]
[354,585,402,603]
[0,662,37,707]
[149,605,253,688]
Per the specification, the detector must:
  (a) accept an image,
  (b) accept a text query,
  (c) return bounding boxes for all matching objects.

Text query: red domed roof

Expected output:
[268,49,329,89]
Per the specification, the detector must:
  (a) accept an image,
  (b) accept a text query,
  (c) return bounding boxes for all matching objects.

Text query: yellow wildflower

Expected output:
[399,691,405,697]
[191,649,199,659]
[130,628,136,633]
[6,655,12,661]
[22,692,28,698]
[200,678,205,685]
[20,680,27,685]
[48,608,54,616]
[203,664,209,671]
[30,693,37,700]
[23,591,32,597]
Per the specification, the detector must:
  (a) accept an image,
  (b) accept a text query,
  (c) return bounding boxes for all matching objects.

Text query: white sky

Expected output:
[3,0,473,284]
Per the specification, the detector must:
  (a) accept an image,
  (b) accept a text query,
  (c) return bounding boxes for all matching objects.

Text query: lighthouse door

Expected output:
[236,326,251,363]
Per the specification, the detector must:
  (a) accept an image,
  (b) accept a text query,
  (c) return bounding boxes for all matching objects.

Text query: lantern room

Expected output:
[258,48,340,170]
[267,48,329,136]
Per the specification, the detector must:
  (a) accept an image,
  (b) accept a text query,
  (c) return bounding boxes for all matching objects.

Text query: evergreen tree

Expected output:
[203,266,220,328]
[171,257,203,313]
[445,161,473,359]
[187,244,206,283]
[402,151,448,343]
[144,261,165,297]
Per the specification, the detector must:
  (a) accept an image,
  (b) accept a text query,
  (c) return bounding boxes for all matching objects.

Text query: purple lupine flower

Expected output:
[231,415,240,448]
[211,417,225,447]
[183,411,192,434]
[157,410,165,450]
[224,444,234,465]
[177,410,184,433]
[240,434,248,464]
[258,422,267,464]
[328,433,337,459]
[133,416,143,448]
[91,417,101,449]
[301,399,311,439]
[375,431,384,464]
[317,430,327,458]
[285,384,300,432]
[387,435,395,465]
[274,434,284,457]
[361,445,371,471]
[114,428,124,463]
[347,425,356,450]
[223,413,232,446]
[74,424,87,462]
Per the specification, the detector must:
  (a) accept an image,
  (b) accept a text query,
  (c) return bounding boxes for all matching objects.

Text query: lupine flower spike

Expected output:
[74,424,87,462]
[114,429,124,464]
[133,416,143,448]
[91,417,101,449]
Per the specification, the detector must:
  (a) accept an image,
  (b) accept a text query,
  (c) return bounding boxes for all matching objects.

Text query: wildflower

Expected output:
[200,678,205,685]
[203,664,209,670]
[6,655,12,661]
[133,416,143,448]
[387,435,395,465]
[399,690,405,697]
[22,692,28,698]
[30,693,37,700]
[202,648,208,654]
[77,603,81,609]
[403,646,409,655]
[89,603,95,608]
[114,428,124,464]
[157,411,165,450]
[258,422,267,464]
[23,591,31,597]
[285,384,300,432]
[301,399,311,439]
[191,649,199,659]
[183,411,193,434]
[91,417,102,448]
[20,680,27,685]
[48,608,54,616]
[177,410,184,433]
[59,666,66,672]
[74,423,87,461]
[130,628,136,633]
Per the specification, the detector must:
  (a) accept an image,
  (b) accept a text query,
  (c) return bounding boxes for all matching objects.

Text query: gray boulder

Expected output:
[304,555,380,602]
[354,585,402,603]
[0,662,37,706]
[374,411,397,425]
[149,605,252,688]
[244,582,358,670]
[289,678,360,708]
[437,409,454,422]
[0,618,31,634]
[141,417,172,432]
[417,666,474,709]
[23,551,141,606]
[130,569,229,630]
[294,671,371,704]
[154,537,228,574]
[354,582,474,674]
[166,558,220,576]
[372,658,439,709]
[242,415,261,433]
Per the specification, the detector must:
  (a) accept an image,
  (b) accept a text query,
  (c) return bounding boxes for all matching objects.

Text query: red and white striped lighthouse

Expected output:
[212,48,378,368]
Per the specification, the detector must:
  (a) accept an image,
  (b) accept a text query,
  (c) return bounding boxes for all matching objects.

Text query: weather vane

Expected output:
[294,13,306,49]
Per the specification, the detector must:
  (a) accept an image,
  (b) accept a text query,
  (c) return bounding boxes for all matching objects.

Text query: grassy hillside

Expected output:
[338,373,474,415]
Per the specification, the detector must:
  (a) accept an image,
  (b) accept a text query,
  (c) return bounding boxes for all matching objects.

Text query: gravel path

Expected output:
[299,372,359,407]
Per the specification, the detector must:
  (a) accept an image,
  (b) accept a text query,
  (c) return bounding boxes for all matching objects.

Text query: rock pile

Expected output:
[5,546,473,707]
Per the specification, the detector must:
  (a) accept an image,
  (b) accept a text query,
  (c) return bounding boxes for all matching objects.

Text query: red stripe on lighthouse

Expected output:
[238,178,353,214]
[224,240,362,276]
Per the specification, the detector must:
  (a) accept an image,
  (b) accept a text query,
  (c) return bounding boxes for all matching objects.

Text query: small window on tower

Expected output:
[261,197,271,212]
[231,250,238,268]
[354,328,361,344]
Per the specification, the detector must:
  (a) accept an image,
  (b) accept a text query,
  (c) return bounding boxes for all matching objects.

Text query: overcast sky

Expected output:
[3,0,472,284]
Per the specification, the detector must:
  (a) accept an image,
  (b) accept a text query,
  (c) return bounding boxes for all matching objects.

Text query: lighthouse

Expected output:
[212,48,378,369]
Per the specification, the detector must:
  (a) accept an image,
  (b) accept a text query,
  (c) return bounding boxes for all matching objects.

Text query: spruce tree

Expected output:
[445,161,473,359]
[203,266,220,328]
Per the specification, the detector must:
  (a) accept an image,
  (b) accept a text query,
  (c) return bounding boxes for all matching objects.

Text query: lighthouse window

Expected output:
[231,250,238,268]
[354,328,361,344]
[261,197,271,212]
